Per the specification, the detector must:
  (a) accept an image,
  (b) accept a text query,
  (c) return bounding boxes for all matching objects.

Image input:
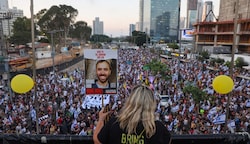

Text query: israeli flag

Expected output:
[227,120,236,133]
[208,106,217,115]
[213,114,226,124]
[227,120,236,128]
[246,99,250,108]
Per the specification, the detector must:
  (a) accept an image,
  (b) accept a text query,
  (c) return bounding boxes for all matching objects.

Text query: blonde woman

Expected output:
[93,85,171,144]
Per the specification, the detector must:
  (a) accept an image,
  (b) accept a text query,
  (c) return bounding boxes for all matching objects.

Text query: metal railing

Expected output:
[0,133,249,144]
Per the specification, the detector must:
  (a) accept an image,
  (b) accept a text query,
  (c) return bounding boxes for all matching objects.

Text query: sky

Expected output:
[9,0,220,37]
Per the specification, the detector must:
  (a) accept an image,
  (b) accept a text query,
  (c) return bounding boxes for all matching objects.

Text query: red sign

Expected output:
[95,50,106,59]
[86,88,103,94]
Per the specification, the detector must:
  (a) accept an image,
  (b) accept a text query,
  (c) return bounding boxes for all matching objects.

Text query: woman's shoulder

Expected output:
[155,120,165,126]
[149,120,172,143]
[105,116,119,126]
[155,120,170,132]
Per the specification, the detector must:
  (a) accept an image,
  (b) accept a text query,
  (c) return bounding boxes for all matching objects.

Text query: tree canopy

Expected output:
[37,5,78,33]
[9,17,32,45]
[183,85,207,104]
[132,31,149,46]
[69,21,92,42]
[235,57,249,68]
[90,34,112,43]
[167,43,179,49]
[143,59,171,80]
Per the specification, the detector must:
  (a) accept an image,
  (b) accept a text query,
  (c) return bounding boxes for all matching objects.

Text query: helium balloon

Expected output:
[11,74,34,94]
[200,109,205,114]
[212,75,234,94]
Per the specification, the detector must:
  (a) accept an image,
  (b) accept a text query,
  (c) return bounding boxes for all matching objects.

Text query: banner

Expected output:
[181,29,194,41]
[84,49,118,94]
[81,95,110,109]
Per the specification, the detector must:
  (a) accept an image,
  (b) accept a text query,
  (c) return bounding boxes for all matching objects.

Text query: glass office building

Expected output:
[140,0,179,43]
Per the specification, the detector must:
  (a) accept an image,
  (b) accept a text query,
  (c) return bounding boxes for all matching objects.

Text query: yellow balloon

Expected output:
[11,74,34,94]
[212,75,234,94]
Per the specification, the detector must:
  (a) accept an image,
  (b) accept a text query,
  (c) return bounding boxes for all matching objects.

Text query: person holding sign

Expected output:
[84,49,118,94]
[93,85,172,144]
[92,60,112,88]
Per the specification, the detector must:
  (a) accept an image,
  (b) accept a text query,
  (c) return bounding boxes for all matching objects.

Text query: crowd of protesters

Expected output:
[0,47,250,136]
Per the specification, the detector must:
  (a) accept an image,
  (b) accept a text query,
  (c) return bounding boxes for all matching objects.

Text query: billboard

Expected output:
[84,49,118,94]
[181,29,194,41]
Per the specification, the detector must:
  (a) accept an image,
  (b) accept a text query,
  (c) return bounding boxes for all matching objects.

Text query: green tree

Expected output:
[183,85,207,104]
[143,59,171,80]
[90,34,112,43]
[210,58,225,67]
[10,17,31,45]
[37,5,78,32]
[125,36,133,43]
[34,8,47,35]
[215,58,225,64]
[235,57,248,68]
[37,5,78,51]
[183,85,207,114]
[35,8,47,20]
[132,31,149,46]
[167,43,179,49]
[224,61,231,68]
[197,51,210,61]
[69,21,92,42]
[38,38,50,43]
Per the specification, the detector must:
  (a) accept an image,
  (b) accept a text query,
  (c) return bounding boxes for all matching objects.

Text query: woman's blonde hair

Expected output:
[117,85,157,138]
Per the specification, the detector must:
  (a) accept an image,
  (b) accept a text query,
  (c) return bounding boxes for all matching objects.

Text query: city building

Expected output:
[135,22,140,31]
[1,7,23,36]
[0,0,23,37]
[139,0,180,43]
[180,17,186,29]
[129,24,135,36]
[194,0,250,53]
[139,0,144,32]
[201,1,214,22]
[0,0,8,10]
[92,17,104,35]
[0,0,23,57]
[196,0,204,23]
[186,0,198,29]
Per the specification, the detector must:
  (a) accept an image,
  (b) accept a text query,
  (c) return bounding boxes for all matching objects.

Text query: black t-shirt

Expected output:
[98,117,171,144]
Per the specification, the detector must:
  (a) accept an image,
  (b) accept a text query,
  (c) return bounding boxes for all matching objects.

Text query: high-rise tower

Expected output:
[93,17,104,35]
[196,0,204,23]
[129,24,135,36]
[187,0,198,28]
[0,0,8,10]
[139,0,179,42]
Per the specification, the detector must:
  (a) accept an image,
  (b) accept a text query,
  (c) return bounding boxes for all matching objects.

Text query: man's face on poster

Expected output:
[96,61,111,83]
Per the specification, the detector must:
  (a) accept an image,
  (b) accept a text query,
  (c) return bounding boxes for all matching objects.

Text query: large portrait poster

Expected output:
[84,49,118,94]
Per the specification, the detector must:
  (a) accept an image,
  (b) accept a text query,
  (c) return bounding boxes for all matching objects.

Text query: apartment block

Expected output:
[194,0,250,53]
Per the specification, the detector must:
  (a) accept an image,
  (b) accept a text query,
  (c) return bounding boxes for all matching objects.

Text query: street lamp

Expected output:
[225,0,239,130]
[30,0,39,134]
[47,29,63,123]
[48,30,64,75]
[6,12,13,37]
[0,12,14,102]
[177,0,182,82]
